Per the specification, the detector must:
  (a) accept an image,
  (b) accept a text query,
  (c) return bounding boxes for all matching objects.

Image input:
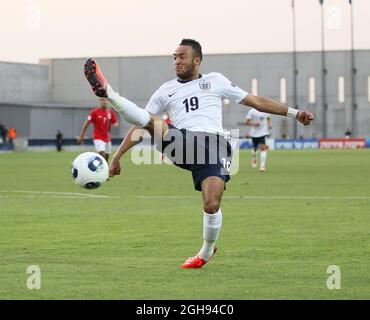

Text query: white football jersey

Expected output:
[246,108,270,137]
[145,72,248,134]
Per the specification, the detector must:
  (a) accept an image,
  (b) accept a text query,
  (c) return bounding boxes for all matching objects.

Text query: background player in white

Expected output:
[245,108,272,171]
[84,39,314,268]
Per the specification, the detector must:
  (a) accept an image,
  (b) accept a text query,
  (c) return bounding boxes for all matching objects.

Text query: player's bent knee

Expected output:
[203,201,220,214]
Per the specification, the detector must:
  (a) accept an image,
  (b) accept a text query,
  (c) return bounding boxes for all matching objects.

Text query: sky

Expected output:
[1,0,369,64]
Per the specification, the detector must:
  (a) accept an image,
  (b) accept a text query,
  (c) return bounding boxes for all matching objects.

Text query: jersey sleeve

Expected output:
[216,73,248,104]
[245,109,253,120]
[111,110,118,124]
[87,110,95,123]
[145,88,166,115]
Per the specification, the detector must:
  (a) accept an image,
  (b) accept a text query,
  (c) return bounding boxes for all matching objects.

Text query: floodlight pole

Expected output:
[319,0,327,138]
[349,0,357,137]
[292,0,298,139]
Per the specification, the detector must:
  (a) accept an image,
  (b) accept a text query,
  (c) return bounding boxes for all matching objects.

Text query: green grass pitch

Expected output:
[0,149,369,299]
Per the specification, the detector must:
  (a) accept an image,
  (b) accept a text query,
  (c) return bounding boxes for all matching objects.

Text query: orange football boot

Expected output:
[84,58,108,98]
[181,246,218,268]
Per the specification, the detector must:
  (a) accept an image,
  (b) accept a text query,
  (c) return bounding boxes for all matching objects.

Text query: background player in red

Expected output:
[78,97,119,161]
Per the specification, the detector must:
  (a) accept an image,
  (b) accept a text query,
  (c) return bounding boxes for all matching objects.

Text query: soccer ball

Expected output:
[71,152,109,189]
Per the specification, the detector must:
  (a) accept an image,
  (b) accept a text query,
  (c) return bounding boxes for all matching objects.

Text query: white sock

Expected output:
[198,209,222,261]
[252,149,257,161]
[107,85,150,127]
[260,150,267,167]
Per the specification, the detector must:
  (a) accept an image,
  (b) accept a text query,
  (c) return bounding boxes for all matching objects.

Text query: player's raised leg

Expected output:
[181,176,224,268]
[84,58,153,129]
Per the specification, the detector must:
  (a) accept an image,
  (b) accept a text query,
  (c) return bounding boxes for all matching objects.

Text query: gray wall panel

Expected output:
[2,50,370,139]
[0,104,30,138]
[48,50,370,138]
[27,106,123,139]
[0,62,49,104]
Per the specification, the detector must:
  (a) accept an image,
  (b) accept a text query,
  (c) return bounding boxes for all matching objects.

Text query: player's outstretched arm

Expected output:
[245,119,259,127]
[241,95,314,126]
[109,125,146,177]
[77,120,90,144]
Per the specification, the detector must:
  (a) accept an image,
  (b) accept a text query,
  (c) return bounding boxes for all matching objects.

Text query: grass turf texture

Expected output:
[0,149,369,299]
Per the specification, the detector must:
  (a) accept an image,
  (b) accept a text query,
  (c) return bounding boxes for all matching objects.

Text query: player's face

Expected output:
[173,45,200,80]
[99,98,108,108]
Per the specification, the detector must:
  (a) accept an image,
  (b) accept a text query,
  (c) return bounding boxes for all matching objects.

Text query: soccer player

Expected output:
[84,39,314,268]
[245,108,272,171]
[78,97,119,161]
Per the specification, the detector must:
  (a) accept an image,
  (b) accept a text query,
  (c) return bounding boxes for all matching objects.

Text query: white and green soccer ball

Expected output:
[71,152,109,189]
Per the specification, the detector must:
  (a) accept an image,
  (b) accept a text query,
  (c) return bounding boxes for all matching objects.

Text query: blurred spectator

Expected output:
[56,130,63,152]
[0,123,7,144]
[344,129,352,139]
[8,127,16,144]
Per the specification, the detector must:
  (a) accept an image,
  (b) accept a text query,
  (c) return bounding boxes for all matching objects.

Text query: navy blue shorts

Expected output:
[158,124,232,191]
[252,135,267,149]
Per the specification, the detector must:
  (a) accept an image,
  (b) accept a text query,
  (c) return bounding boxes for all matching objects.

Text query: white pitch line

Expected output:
[135,195,370,200]
[224,195,332,199]
[1,191,369,200]
[135,195,198,199]
[346,196,370,199]
[0,190,119,199]
[14,195,110,199]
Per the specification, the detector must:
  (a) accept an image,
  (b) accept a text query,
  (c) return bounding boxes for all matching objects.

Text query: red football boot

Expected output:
[181,246,217,269]
[84,58,108,98]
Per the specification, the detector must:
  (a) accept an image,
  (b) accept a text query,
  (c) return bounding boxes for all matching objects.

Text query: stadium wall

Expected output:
[1,51,370,140]
[0,103,122,139]
[3,137,366,153]
[48,51,370,139]
[0,62,49,104]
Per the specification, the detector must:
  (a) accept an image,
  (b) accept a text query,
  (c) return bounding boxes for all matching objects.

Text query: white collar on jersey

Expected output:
[177,74,202,84]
